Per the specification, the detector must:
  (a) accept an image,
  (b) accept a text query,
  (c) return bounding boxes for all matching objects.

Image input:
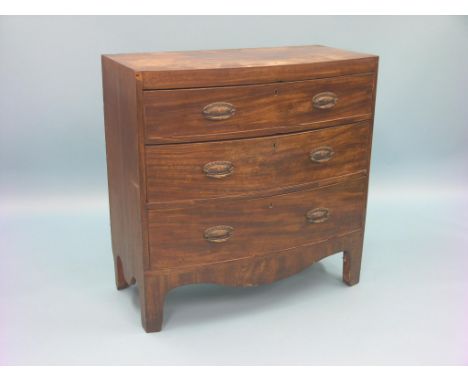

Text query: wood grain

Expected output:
[142,230,364,331]
[148,178,366,269]
[102,45,379,332]
[102,56,143,288]
[146,121,370,203]
[143,74,374,143]
[103,45,377,89]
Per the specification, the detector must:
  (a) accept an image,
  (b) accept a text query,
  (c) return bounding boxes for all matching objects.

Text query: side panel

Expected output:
[102,57,145,285]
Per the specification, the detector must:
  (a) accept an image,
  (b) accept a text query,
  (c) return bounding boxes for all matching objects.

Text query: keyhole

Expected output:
[269,203,274,209]
[274,89,279,96]
[273,142,277,151]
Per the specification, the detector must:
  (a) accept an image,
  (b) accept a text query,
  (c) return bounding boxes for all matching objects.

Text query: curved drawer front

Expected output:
[148,179,366,269]
[146,121,370,203]
[143,74,375,143]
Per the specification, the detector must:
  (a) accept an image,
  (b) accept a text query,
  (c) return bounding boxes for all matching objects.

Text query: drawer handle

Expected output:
[202,102,236,120]
[204,225,234,243]
[312,92,338,109]
[203,161,234,179]
[306,208,330,224]
[310,146,335,163]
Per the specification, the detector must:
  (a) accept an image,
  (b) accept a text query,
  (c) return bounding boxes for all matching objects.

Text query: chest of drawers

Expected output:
[101,45,378,332]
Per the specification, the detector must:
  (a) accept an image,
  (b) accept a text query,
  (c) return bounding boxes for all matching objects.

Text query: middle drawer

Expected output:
[145,121,370,204]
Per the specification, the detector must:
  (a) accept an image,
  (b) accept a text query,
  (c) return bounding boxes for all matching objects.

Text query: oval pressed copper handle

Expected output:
[203,161,234,179]
[204,225,234,243]
[306,208,330,224]
[310,146,335,163]
[312,92,338,109]
[202,102,236,120]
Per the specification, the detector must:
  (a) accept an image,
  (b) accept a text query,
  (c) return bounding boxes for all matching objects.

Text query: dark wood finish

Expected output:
[102,57,154,330]
[148,179,366,269]
[104,45,377,89]
[142,230,364,329]
[343,232,364,286]
[143,74,374,143]
[145,121,370,204]
[102,57,143,289]
[101,45,378,332]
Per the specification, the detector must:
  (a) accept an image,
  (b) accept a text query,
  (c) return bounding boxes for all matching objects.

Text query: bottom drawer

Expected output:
[148,178,366,269]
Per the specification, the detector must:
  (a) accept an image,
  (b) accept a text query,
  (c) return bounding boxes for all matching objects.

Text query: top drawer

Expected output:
[143,73,375,144]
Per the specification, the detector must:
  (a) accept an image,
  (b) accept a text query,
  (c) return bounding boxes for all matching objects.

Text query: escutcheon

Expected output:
[309,146,335,163]
[306,208,330,224]
[204,225,234,243]
[202,102,236,120]
[312,91,338,109]
[203,161,234,179]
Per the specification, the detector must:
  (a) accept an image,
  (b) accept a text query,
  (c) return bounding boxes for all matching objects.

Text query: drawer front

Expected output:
[148,179,366,268]
[146,121,370,203]
[143,74,375,143]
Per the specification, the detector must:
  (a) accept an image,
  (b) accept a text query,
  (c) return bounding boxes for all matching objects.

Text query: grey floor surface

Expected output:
[1,188,467,365]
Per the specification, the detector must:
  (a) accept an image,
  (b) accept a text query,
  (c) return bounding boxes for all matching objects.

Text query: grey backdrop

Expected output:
[1,16,467,365]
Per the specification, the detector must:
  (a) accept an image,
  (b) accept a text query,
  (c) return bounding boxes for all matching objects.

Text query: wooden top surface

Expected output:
[104,45,376,72]
[103,45,378,89]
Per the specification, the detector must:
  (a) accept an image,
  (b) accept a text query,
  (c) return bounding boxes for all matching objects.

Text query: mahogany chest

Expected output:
[101,45,378,332]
